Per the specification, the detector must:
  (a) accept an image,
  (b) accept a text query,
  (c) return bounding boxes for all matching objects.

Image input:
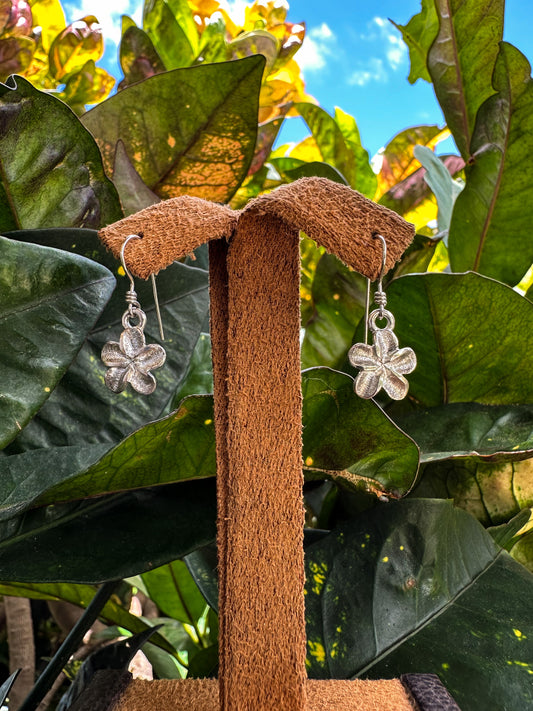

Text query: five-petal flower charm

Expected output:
[348,326,416,400]
[101,326,166,395]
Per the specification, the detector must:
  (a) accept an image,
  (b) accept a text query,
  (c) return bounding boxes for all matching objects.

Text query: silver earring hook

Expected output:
[364,234,388,344]
[120,233,165,341]
[120,234,141,293]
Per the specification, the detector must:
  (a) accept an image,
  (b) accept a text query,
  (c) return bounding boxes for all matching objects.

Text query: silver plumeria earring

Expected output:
[101,234,166,395]
[348,234,416,401]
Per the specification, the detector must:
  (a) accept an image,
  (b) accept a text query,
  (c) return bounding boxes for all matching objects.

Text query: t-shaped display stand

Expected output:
[97,177,435,711]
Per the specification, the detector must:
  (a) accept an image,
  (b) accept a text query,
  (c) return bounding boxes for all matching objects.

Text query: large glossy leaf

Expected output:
[142,560,207,626]
[397,403,533,463]
[305,499,533,711]
[301,254,366,369]
[295,103,375,196]
[0,236,115,450]
[391,0,438,84]
[427,0,503,160]
[0,76,122,232]
[378,272,533,407]
[448,43,533,285]
[4,229,209,449]
[82,56,265,203]
[0,396,215,518]
[0,480,216,583]
[411,458,533,526]
[302,369,419,497]
[0,581,176,654]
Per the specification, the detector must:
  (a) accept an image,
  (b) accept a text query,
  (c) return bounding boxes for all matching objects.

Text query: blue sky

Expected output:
[65,0,533,158]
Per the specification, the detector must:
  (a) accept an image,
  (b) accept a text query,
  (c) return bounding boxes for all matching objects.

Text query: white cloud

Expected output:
[64,0,142,44]
[347,57,387,86]
[297,22,336,73]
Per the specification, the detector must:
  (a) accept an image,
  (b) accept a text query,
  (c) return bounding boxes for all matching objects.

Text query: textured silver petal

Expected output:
[128,368,157,395]
[104,365,131,393]
[382,368,409,400]
[354,368,382,399]
[101,341,129,368]
[348,342,379,369]
[135,344,166,373]
[373,328,399,361]
[390,346,417,375]
[120,326,146,358]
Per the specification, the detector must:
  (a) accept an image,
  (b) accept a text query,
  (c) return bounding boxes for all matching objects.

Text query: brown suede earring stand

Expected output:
[95,177,461,711]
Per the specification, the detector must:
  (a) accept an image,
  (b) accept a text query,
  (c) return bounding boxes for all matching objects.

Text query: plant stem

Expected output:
[18,580,120,711]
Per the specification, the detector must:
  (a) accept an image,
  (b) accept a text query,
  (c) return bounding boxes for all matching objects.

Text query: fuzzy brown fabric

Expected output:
[98,178,415,711]
[112,678,417,711]
[98,177,413,281]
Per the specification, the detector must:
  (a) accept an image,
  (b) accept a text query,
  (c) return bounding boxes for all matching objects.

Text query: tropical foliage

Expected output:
[0,0,532,709]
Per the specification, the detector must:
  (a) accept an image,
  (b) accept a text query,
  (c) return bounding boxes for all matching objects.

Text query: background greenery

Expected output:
[0,0,532,709]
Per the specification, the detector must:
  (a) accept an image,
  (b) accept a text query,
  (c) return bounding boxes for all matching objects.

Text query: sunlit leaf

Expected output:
[58,59,115,113]
[305,499,533,711]
[411,458,533,526]
[391,0,438,84]
[30,0,66,51]
[82,56,265,203]
[142,560,207,625]
[0,235,114,450]
[448,42,533,285]
[143,0,198,69]
[49,15,103,80]
[427,0,503,159]
[0,76,122,231]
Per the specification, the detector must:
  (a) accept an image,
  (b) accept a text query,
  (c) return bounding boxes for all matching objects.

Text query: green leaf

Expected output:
[49,15,103,80]
[391,0,438,84]
[4,229,209,448]
[295,103,374,196]
[0,236,115,450]
[171,333,213,406]
[305,499,533,711]
[271,159,349,186]
[427,0,503,160]
[410,458,533,526]
[397,403,533,463]
[0,396,216,518]
[413,144,463,233]
[0,581,176,654]
[0,76,122,231]
[119,25,166,89]
[112,139,161,217]
[142,560,207,625]
[0,480,216,583]
[184,545,218,613]
[302,369,419,497]
[381,272,533,407]
[143,0,199,69]
[448,42,533,285]
[301,253,366,369]
[82,56,265,203]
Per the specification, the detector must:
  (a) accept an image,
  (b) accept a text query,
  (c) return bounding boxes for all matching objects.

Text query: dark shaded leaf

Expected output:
[427,0,503,160]
[397,403,533,463]
[0,396,215,518]
[184,544,218,612]
[0,480,216,583]
[448,42,533,285]
[112,139,161,216]
[0,236,115,449]
[171,333,213,406]
[271,157,349,185]
[0,76,122,231]
[4,229,209,448]
[380,272,533,407]
[0,670,19,706]
[302,368,419,497]
[82,56,265,203]
[305,499,533,711]
[301,254,365,369]
[119,25,166,88]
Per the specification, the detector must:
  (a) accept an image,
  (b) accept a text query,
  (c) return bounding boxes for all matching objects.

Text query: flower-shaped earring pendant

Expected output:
[101,234,166,395]
[102,313,166,395]
[348,309,416,400]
